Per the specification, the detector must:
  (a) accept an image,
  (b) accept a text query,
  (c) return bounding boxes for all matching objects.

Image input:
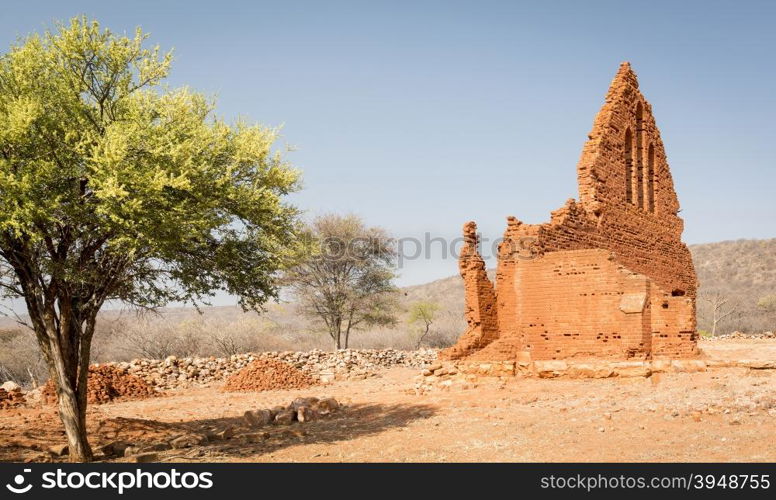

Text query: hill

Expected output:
[1,239,775,386]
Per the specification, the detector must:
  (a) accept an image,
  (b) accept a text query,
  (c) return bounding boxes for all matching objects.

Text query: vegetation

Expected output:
[699,291,740,337]
[756,294,776,313]
[284,214,398,350]
[693,238,776,334]
[408,300,439,348]
[0,18,303,461]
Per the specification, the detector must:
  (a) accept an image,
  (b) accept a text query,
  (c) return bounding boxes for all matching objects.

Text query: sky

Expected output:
[1,0,775,294]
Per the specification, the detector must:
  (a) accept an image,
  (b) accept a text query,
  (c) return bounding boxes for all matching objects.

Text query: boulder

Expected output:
[314,398,340,415]
[296,406,318,423]
[671,360,707,373]
[567,363,614,379]
[290,397,319,410]
[48,444,69,457]
[612,361,652,378]
[274,409,297,425]
[100,441,130,457]
[170,434,203,449]
[133,452,158,463]
[244,409,274,427]
[1,381,21,392]
[533,360,568,378]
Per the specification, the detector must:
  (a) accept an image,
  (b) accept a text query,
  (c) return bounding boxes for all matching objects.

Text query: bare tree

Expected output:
[284,214,398,350]
[701,291,740,336]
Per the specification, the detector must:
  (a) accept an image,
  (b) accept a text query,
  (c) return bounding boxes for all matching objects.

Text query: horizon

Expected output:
[1,0,774,310]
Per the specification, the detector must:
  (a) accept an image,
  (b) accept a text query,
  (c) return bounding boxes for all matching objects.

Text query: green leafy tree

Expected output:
[408,300,439,349]
[0,18,303,461]
[285,214,398,350]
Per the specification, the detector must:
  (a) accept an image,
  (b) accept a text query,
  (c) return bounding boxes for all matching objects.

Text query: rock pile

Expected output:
[243,396,340,427]
[704,331,775,341]
[223,359,316,392]
[116,348,437,390]
[0,386,25,409]
[41,365,157,405]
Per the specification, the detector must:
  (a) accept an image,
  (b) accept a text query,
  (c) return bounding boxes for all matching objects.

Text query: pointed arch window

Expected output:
[624,128,633,205]
[635,102,644,209]
[646,143,655,212]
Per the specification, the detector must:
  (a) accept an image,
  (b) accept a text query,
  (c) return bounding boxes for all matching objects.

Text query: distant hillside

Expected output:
[1,239,774,385]
[691,238,776,333]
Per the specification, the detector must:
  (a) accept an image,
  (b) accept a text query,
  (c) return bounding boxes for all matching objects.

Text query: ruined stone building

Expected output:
[442,63,698,363]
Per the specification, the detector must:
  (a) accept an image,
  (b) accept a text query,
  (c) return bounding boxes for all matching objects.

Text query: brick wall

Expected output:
[441,63,698,362]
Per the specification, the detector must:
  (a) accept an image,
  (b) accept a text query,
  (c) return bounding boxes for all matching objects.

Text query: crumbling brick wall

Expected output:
[441,63,698,362]
[442,222,499,360]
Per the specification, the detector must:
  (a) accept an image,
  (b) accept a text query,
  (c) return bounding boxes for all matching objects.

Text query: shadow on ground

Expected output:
[0,402,438,462]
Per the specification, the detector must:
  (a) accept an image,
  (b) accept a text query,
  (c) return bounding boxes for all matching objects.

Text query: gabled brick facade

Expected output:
[442,63,698,362]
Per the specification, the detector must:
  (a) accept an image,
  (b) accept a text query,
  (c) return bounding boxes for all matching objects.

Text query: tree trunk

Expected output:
[416,323,430,349]
[344,311,355,349]
[40,307,96,462]
[333,319,342,351]
[55,375,92,461]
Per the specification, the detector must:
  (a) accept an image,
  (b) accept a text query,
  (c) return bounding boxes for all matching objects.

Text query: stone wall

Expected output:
[442,63,698,363]
[112,348,438,390]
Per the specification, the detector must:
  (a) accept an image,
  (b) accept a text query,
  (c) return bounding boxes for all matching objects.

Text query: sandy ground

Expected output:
[1,339,775,463]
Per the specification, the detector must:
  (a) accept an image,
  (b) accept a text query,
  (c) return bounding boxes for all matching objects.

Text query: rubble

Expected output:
[704,331,775,341]
[0,387,25,409]
[41,365,157,405]
[223,359,317,392]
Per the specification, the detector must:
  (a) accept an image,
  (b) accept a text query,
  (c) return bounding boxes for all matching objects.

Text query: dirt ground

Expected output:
[1,339,775,463]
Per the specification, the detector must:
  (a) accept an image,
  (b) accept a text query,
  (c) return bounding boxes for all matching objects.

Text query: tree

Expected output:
[0,18,303,461]
[700,291,740,336]
[757,294,776,313]
[408,301,438,349]
[285,214,398,350]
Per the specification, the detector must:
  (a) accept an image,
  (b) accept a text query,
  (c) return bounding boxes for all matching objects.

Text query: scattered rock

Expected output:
[704,331,775,341]
[243,409,275,427]
[216,427,234,440]
[242,432,269,443]
[296,406,317,423]
[274,409,297,425]
[533,360,568,378]
[170,435,203,449]
[100,441,130,457]
[48,444,69,457]
[315,398,340,415]
[1,381,21,392]
[290,397,319,410]
[133,452,158,463]
[0,387,25,409]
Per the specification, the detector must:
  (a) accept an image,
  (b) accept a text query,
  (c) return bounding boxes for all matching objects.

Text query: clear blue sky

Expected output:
[2,0,775,289]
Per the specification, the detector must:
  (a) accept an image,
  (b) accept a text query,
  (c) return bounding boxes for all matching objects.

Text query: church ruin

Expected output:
[442,63,698,363]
